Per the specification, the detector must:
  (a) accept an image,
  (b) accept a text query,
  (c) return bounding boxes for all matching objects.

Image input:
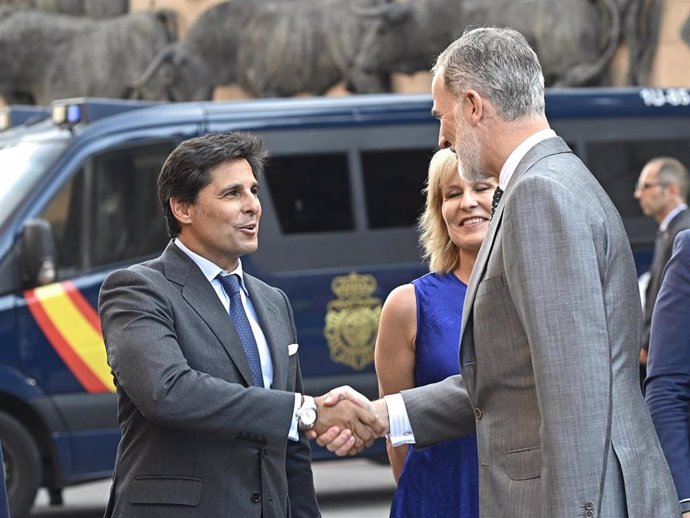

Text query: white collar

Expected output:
[174,238,247,294]
[498,128,556,191]
[660,204,688,232]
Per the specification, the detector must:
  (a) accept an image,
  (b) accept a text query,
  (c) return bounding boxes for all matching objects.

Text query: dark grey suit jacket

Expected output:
[642,207,690,351]
[99,242,319,518]
[402,137,677,518]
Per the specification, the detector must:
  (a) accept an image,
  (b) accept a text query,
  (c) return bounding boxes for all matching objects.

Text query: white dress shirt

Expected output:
[175,239,301,440]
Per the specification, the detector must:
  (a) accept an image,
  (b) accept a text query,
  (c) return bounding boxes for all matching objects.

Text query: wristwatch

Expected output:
[297,395,317,431]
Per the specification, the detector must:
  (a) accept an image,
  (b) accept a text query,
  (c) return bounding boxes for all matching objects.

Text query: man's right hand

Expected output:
[308,386,389,456]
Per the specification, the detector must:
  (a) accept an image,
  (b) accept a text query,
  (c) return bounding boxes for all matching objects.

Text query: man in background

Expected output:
[646,229,690,517]
[634,157,690,366]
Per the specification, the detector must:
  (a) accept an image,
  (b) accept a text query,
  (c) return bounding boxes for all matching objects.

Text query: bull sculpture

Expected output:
[0,8,176,105]
[0,0,128,18]
[130,0,395,101]
[354,0,661,88]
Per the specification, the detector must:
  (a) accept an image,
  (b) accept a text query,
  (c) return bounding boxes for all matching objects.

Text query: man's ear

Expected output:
[464,89,484,125]
[170,197,193,226]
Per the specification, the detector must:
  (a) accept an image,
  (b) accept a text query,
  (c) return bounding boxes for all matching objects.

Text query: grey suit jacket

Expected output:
[99,242,319,518]
[402,138,677,518]
[642,207,690,351]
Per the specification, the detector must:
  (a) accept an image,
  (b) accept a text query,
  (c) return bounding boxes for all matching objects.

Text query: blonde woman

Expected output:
[375,149,496,518]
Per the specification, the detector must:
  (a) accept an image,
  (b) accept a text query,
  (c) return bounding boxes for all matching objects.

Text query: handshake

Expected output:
[307,387,390,456]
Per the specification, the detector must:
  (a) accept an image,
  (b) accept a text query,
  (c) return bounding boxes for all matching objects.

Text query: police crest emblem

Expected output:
[324,272,382,370]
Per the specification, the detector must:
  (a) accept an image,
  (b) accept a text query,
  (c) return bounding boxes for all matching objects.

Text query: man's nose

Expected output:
[245,193,261,213]
[438,135,452,149]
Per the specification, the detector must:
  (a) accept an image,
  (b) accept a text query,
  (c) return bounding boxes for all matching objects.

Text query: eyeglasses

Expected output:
[634,182,669,192]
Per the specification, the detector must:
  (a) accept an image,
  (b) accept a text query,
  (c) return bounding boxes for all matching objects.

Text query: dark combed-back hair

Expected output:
[157,131,267,238]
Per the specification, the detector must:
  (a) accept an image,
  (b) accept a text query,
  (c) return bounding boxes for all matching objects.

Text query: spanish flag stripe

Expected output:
[25,288,109,393]
[63,281,102,334]
[31,283,114,392]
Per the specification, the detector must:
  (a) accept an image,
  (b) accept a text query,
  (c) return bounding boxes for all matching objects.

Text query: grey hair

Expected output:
[432,27,545,121]
[649,157,690,201]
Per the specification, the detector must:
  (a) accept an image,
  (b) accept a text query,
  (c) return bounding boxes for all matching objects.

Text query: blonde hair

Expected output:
[418,149,461,274]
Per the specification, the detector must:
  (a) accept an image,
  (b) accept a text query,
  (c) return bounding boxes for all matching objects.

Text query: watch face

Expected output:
[301,407,317,426]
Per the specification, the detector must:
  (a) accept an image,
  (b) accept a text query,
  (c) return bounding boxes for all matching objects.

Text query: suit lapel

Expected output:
[244,275,288,390]
[459,137,572,365]
[459,198,501,369]
[161,243,255,387]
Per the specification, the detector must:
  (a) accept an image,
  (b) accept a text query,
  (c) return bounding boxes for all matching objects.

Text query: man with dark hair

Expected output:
[313,27,677,518]
[634,157,690,366]
[99,132,379,518]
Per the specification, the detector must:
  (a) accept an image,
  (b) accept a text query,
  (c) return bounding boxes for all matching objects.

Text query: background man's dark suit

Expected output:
[646,229,690,515]
[642,207,690,348]
[635,157,690,361]
[99,242,319,518]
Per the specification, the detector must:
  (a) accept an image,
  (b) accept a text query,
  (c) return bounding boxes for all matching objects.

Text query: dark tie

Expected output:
[491,187,504,219]
[217,274,264,387]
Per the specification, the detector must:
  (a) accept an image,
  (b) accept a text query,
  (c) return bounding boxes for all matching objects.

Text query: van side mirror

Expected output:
[20,219,57,287]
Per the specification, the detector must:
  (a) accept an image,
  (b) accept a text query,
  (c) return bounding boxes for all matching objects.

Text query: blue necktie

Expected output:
[218,274,264,387]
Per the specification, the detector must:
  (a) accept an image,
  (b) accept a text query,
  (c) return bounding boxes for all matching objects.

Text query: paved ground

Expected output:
[30,458,396,517]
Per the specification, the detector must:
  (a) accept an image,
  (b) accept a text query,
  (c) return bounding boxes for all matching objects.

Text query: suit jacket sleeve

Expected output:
[99,267,297,444]
[645,230,690,501]
[401,374,476,446]
[502,173,615,513]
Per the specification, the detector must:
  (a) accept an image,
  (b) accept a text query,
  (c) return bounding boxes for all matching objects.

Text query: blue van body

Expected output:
[0,87,689,517]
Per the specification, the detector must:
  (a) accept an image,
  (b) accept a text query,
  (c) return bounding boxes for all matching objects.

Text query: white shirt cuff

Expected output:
[384,393,416,445]
[288,393,300,442]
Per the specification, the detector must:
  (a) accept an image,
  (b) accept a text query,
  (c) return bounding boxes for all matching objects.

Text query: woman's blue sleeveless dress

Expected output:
[389,272,479,518]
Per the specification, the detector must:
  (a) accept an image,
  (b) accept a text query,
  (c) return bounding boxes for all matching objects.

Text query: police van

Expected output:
[1,87,689,517]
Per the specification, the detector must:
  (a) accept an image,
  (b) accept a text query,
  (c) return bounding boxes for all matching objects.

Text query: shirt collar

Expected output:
[498,128,557,191]
[660,204,688,232]
[174,238,247,294]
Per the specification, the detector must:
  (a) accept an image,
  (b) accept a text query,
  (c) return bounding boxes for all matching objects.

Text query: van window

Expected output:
[40,141,176,275]
[88,143,175,268]
[361,148,432,228]
[264,153,353,234]
[40,168,85,276]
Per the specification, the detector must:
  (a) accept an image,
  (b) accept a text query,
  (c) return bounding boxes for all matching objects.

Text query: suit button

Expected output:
[585,501,594,510]
[474,407,483,420]
[251,491,261,503]
[585,511,593,518]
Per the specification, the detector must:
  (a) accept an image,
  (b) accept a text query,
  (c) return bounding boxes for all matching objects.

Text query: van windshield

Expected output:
[0,139,67,227]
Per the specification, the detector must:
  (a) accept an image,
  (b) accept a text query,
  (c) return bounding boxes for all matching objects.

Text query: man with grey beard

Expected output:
[310,27,677,518]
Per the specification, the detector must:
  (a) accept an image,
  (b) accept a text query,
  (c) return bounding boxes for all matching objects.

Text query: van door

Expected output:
[17,140,176,483]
